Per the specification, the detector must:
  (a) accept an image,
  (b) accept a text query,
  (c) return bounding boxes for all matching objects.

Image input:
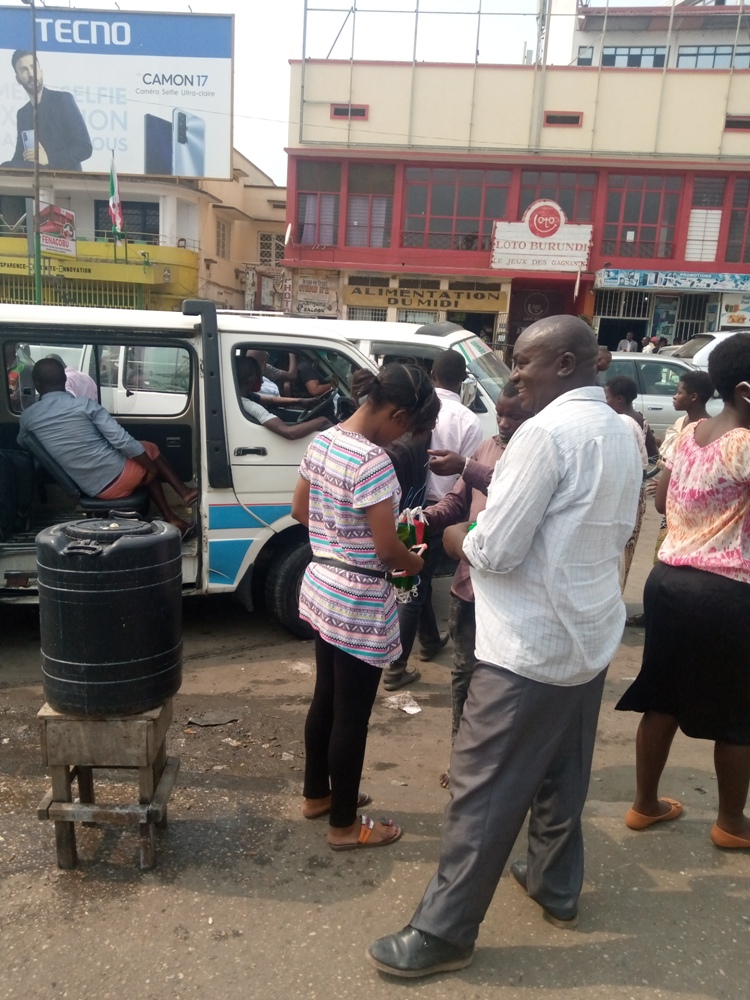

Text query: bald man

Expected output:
[369,316,642,978]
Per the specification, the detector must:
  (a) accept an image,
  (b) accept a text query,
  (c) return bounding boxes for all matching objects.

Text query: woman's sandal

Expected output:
[302,791,371,820]
[328,815,403,851]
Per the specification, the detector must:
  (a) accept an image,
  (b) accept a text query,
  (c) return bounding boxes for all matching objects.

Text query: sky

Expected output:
[35,0,726,187]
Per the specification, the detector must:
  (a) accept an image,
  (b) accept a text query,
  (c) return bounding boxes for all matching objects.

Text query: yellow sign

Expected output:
[0,256,155,284]
[344,285,507,312]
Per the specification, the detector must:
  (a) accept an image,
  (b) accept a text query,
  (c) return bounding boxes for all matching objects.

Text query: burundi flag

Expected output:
[108,153,123,241]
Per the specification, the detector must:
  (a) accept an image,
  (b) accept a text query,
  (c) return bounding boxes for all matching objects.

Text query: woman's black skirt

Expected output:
[616,561,750,744]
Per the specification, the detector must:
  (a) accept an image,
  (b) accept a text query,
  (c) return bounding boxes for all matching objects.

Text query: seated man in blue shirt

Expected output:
[18,358,197,534]
[237,357,332,440]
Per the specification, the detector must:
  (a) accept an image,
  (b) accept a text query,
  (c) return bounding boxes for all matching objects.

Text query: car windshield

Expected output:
[671,335,713,359]
[465,349,510,404]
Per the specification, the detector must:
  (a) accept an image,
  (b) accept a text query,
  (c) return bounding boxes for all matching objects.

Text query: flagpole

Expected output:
[109,151,123,264]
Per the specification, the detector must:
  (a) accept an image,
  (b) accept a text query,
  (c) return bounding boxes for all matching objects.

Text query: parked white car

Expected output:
[670,332,740,371]
[607,352,722,437]
[343,320,511,439]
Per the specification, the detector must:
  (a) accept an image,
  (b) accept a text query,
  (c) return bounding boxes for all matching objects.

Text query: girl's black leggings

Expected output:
[303,633,383,828]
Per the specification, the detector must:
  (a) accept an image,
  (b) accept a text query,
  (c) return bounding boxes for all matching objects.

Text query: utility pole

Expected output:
[21,0,42,305]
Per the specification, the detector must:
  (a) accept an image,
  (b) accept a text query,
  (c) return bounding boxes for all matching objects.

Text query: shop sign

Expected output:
[491,201,591,272]
[0,255,154,283]
[343,285,507,312]
[294,273,338,316]
[38,203,76,259]
[720,293,750,329]
[596,269,750,291]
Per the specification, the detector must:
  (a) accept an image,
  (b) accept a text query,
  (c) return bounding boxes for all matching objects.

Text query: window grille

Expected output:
[594,289,650,319]
[601,174,682,259]
[675,296,708,343]
[347,306,387,321]
[402,167,510,251]
[0,277,150,309]
[397,309,437,324]
[258,232,285,267]
[94,200,159,243]
[216,219,230,259]
[519,170,597,223]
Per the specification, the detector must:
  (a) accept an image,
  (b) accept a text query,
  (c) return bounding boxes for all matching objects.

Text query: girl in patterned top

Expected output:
[292,364,439,850]
[617,333,750,848]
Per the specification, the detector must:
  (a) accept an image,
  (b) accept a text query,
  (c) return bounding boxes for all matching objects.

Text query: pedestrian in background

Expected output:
[617,334,750,849]
[421,382,530,789]
[383,350,483,691]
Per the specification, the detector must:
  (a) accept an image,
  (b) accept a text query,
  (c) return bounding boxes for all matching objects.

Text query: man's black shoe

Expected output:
[367,925,474,978]
[509,860,579,929]
[418,631,450,661]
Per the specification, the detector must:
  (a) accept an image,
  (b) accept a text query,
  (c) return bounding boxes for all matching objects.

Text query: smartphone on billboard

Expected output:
[21,130,34,152]
[172,110,205,178]
[144,115,173,175]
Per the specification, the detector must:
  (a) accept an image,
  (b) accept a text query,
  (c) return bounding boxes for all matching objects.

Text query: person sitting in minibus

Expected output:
[18,358,196,534]
[237,357,333,441]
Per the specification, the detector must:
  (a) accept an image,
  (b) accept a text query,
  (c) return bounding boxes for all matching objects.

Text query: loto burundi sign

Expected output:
[491,200,591,273]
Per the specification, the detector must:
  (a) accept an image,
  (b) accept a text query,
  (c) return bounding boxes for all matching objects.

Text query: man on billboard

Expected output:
[4,51,92,171]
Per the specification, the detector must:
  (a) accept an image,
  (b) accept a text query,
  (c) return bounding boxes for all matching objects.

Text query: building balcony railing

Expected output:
[400,231,493,252]
[0,228,201,252]
[600,239,675,259]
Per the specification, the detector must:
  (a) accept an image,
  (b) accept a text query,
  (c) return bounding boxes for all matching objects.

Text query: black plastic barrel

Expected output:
[37,517,183,715]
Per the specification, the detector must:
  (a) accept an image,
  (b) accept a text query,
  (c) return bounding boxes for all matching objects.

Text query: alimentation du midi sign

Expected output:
[491,200,592,272]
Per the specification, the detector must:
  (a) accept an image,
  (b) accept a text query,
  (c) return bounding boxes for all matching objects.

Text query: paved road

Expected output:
[0,506,747,1000]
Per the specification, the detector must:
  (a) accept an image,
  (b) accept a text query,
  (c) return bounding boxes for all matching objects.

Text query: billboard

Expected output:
[0,7,233,179]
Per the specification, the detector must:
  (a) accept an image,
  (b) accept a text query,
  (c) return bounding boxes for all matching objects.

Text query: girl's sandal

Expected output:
[329,815,403,851]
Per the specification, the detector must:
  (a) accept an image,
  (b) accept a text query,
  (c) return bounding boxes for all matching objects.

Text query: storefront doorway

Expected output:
[508,287,570,348]
[597,317,648,351]
[446,311,496,343]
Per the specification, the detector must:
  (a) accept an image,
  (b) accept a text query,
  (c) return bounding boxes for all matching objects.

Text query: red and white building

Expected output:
[282,2,750,349]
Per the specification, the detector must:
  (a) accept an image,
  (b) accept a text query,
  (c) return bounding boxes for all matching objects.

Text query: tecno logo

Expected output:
[37,19,131,46]
[526,201,563,239]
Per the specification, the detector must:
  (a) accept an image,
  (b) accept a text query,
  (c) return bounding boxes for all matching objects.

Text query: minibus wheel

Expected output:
[265,541,314,639]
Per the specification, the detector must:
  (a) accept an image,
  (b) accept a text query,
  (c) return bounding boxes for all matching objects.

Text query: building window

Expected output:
[258,232,285,266]
[725,115,750,131]
[296,161,341,244]
[543,112,583,127]
[602,174,682,259]
[677,45,750,69]
[725,178,750,264]
[577,46,594,67]
[216,219,230,259]
[602,46,667,68]
[346,163,394,248]
[330,104,369,120]
[94,200,159,243]
[685,178,725,263]
[519,170,597,223]
[397,309,436,324]
[402,167,511,251]
[347,306,387,321]
[347,275,390,287]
